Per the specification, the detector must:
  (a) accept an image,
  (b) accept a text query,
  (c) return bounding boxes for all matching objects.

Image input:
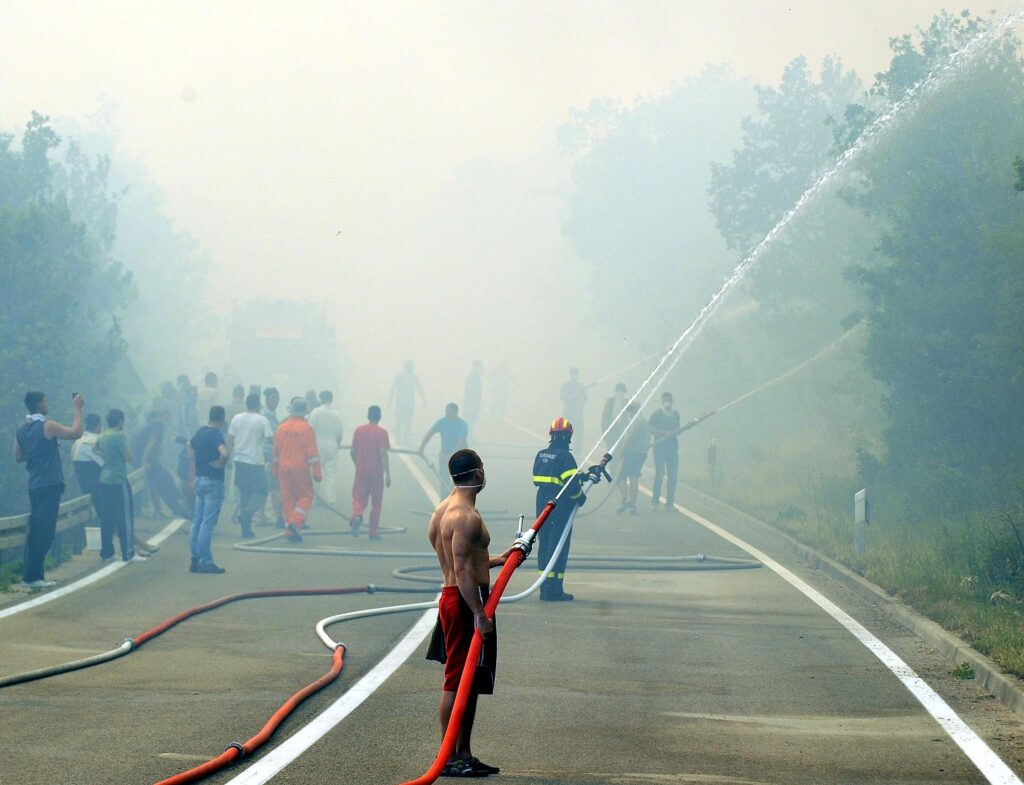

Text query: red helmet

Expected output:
[549,417,573,436]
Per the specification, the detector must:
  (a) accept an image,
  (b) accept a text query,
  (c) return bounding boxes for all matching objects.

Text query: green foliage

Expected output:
[707,55,872,350]
[838,11,1024,516]
[0,114,132,513]
[559,67,754,347]
[951,662,976,679]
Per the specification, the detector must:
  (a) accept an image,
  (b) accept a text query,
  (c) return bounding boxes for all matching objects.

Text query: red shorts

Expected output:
[430,585,496,694]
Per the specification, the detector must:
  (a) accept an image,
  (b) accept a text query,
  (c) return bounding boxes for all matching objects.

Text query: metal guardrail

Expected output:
[0,468,146,553]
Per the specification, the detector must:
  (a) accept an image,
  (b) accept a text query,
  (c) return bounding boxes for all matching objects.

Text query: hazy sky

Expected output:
[1,1,1018,408]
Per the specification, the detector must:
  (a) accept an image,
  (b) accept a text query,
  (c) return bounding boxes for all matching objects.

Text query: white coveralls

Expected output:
[308,403,343,505]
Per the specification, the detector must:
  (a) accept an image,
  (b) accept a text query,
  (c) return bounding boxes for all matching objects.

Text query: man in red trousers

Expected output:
[349,404,391,539]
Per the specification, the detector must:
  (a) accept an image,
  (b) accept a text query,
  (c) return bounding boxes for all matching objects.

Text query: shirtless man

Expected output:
[427,448,512,778]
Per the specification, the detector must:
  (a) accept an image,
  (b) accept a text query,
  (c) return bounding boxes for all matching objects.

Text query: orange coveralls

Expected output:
[273,416,322,530]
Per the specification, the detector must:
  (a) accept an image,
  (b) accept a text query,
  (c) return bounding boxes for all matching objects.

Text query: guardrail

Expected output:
[0,468,147,554]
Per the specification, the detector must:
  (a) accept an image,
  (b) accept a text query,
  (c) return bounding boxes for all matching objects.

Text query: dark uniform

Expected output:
[533,430,585,601]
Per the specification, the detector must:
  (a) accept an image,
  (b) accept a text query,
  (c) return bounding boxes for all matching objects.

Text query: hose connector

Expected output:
[367,583,377,595]
[225,742,246,758]
[512,528,537,557]
[122,637,136,651]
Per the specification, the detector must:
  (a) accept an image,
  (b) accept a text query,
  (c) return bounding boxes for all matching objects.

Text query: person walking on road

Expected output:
[532,418,586,601]
[189,406,229,573]
[349,405,391,539]
[389,360,426,447]
[602,382,630,507]
[309,390,343,505]
[261,387,284,528]
[14,390,84,589]
[424,449,512,778]
[132,408,181,519]
[273,398,321,543]
[419,403,469,490]
[72,413,104,519]
[616,403,650,515]
[649,392,681,511]
[226,393,272,539]
[559,368,589,446]
[96,408,144,564]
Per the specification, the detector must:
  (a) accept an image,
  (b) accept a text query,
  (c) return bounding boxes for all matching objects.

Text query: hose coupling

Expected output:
[367,583,377,594]
[512,529,537,557]
[122,637,136,651]
[225,742,246,758]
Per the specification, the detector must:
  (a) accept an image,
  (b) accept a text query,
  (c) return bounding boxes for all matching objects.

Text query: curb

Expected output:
[678,483,1024,717]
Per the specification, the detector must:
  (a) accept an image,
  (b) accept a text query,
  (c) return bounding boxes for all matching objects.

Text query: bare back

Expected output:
[428,494,491,589]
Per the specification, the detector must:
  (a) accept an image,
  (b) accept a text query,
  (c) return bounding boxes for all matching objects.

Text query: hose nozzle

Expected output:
[583,453,614,486]
[512,528,536,558]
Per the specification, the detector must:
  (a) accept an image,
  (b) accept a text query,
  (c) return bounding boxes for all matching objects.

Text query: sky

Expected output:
[1,0,1018,411]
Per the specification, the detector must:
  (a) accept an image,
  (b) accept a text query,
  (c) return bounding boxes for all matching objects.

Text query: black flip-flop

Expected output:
[466,757,499,775]
[440,759,489,777]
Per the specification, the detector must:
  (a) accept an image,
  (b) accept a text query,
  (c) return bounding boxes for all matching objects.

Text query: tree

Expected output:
[559,66,754,349]
[0,114,132,513]
[707,56,870,353]
[840,12,1024,515]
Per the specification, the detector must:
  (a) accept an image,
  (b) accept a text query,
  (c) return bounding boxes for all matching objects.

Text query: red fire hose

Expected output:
[398,499,558,785]
[153,645,346,785]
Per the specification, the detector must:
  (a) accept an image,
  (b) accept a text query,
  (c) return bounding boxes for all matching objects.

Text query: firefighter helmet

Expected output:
[549,417,573,436]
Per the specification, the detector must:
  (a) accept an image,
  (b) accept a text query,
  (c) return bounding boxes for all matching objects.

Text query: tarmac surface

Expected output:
[1,437,1023,785]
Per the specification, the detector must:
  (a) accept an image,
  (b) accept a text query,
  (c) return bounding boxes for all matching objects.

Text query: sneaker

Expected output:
[189,557,199,573]
[615,500,630,514]
[101,554,117,564]
[466,758,500,775]
[284,524,303,543]
[22,579,57,590]
[126,554,148,563]
[439,758,489,777]
[350,514,363,537]
[369,533,382,540]
[240,529,255,540]
[650,502,660,512]
[193,562,226,574]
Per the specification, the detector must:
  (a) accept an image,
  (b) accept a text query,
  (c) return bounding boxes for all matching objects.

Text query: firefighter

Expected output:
[273,398,321,542]
[532,417,586,601]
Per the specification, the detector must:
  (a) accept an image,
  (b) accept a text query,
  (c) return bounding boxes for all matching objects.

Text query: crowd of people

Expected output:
[11,361,713,780]
[11,359,498,588]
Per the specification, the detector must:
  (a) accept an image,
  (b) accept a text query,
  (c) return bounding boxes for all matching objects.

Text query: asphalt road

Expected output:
[1,438,1022,785]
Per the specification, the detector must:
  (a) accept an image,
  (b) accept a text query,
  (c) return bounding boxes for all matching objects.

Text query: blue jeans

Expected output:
[652,447,678,507]
[190,477,224,565]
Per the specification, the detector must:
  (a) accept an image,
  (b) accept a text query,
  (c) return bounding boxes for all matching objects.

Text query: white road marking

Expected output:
[0,517,186,621]
[223,452,441,784]
[223,606,438,785]
[510,419,1020,783]
[642,486,1023,785]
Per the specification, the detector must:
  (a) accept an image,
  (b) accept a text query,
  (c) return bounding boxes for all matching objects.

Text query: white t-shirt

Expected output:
[228,411,273,465]
[308,404,343,456]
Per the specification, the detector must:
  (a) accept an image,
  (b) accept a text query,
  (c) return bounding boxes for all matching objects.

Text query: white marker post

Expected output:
[854,488,869,556]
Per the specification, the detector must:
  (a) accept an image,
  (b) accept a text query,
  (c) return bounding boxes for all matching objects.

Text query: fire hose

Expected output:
[0,447,759,785]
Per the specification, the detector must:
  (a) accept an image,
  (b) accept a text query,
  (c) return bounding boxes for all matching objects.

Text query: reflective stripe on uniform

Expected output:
[533,475,562,485]
[559,468,578,481]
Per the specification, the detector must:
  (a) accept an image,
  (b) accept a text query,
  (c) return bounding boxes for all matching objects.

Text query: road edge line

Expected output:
[0,517,186,621]
[642,485,1022,785]
[222,451,441,784]
[675,482,1024,717]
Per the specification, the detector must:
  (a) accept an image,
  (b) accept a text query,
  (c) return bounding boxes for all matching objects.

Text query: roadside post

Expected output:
[854,488,869,556]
